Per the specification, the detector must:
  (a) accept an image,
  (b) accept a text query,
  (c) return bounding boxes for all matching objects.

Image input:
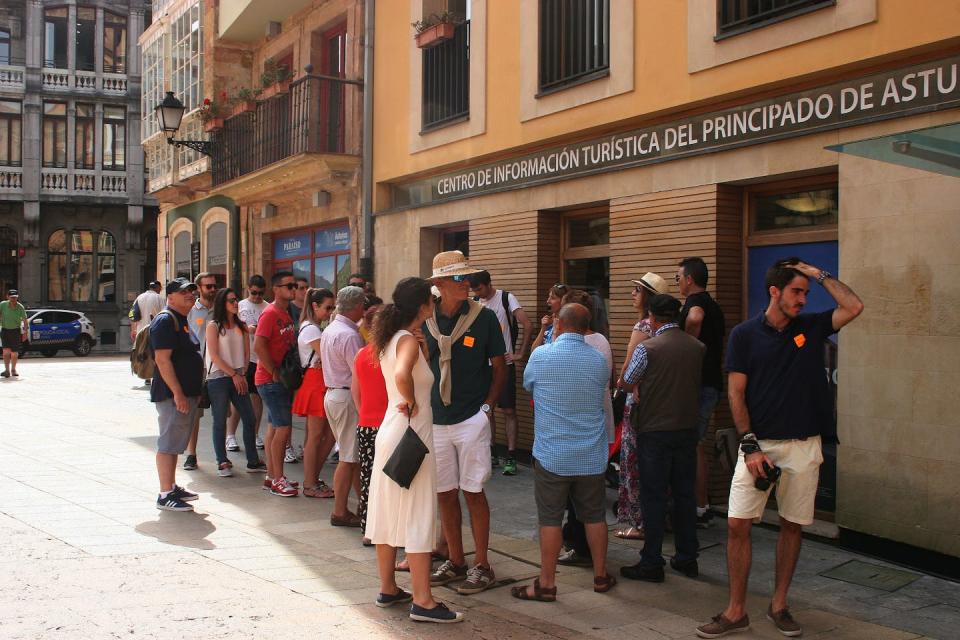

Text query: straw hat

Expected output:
[631,272,669,295]
[429,250,484,279]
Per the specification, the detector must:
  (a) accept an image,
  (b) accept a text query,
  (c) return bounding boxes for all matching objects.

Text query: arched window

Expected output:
[174,231,191,279]
[96,231,116,302]
[206,221,227,287]
[48,229,67,301]
[47,229,117,302]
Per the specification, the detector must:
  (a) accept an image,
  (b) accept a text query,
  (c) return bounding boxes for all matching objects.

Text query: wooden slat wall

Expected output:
[469,211,561,451]
[610,184,744,507]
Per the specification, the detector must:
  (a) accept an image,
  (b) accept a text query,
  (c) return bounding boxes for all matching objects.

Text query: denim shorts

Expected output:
[256,382,293,428]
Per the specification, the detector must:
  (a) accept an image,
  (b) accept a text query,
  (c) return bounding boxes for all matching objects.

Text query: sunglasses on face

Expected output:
[675,274,682,283]
[447,274,469,283]
[323,304,336,311]
[202,283,217,290]
[249,289,263,296]
[279,283,297,290]
[226,297,239,304]
[634,286,645,294]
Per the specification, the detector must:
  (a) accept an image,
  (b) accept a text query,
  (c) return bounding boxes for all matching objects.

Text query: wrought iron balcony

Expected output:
[210,74,358,187]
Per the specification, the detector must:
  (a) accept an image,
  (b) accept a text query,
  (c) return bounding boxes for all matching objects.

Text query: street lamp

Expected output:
[155,91,214,157]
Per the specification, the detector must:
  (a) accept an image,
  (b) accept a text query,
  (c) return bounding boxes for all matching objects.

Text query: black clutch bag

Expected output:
[382,417,430,489]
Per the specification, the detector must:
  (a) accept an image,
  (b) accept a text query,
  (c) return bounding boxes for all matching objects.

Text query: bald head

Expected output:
[557,303,590,336]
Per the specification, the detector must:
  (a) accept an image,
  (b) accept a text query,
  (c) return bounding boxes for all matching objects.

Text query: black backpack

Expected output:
[474,290,519,350]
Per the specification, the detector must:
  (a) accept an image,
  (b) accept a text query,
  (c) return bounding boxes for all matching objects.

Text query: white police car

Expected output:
[20,309,97,357]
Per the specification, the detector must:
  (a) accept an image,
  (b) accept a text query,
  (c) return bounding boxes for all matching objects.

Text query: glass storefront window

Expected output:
[754,188,838,231]
[273,224,351,291]
[46,229,114,302]
[174,231,191,279]
[567,217,609,247]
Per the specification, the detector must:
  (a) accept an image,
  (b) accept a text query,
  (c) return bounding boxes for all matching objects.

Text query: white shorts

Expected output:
[727,436,823,526]
[324,388,359,464]
[434,409,492,493]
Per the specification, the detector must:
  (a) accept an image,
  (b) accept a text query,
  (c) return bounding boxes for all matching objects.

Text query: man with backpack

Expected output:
[470,270,533,476]
[150,278,203,511]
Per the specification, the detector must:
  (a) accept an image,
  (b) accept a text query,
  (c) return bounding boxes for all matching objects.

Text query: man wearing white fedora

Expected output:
[422,250,507,595]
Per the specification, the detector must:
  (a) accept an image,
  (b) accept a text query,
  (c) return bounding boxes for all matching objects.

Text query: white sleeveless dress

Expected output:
[365,330,437,552]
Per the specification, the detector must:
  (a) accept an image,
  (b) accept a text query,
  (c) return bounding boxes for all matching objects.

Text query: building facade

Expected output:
[0,0,157,351]
[142,0,364,294]
[372,0,960,558]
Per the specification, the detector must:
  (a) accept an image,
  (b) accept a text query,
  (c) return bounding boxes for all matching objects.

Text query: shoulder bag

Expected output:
[382,413,430,489]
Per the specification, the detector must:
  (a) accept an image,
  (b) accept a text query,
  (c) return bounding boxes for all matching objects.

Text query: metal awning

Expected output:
[826,122,960,177]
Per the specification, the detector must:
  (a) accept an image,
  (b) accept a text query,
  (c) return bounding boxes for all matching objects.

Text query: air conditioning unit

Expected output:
[312,190,331,207]
[261,203,277,218]
[266,21,281,38]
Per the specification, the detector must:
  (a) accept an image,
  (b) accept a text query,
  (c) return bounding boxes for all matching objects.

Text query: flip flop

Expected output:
[614,527,644,540]
[510,578,557,602]
[395,558,410,572]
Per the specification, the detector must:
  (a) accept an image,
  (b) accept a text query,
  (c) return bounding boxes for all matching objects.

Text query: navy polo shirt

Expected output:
[149,308,204,402]
[424,300,506,425]
[725,310,837,442]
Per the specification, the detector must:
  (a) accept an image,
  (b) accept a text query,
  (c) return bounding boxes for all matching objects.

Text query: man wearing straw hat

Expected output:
[422,250,507,595]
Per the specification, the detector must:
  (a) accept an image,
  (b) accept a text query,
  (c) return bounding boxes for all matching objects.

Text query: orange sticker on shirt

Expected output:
[794,333,806,348]
[195,318,204,325]
[462,336,475,347]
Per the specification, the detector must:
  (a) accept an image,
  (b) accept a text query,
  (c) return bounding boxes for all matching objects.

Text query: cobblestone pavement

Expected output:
[1,356,957,639]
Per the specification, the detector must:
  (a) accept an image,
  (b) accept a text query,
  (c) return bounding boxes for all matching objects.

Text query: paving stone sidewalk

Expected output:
[1,356,957,639]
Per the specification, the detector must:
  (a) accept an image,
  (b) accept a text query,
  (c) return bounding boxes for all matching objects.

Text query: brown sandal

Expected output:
[594,573,617,593]
[303,484,335,498]
[510,578,557,602]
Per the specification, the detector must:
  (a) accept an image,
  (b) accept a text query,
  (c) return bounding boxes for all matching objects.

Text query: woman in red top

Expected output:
[294,288,338,498]
[352,340,388,538]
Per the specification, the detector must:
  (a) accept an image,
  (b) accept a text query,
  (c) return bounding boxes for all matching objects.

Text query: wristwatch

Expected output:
[817,270,831,285]
[480,403,491,414]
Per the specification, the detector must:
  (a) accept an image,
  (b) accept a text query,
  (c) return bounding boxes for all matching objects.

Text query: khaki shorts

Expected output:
[434,409,492,493]
[727,436,823,526]
[324,388,359,463]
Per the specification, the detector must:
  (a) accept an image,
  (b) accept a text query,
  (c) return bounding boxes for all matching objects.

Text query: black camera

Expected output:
[754,462,781,491]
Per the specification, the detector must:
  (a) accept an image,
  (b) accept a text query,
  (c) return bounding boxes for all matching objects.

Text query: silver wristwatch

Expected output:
[481,403,491,414]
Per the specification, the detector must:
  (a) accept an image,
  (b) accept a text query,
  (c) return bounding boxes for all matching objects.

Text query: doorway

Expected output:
[0,226,17,296]
[561,209,610,337]
[320,22,347,152]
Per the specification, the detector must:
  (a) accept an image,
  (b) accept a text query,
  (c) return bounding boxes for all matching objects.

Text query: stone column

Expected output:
[67,4,76,75]
[21,96,41,247]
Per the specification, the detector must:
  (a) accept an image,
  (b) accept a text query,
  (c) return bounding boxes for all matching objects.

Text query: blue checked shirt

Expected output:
[523,332,609,476]
[624,323,679,384]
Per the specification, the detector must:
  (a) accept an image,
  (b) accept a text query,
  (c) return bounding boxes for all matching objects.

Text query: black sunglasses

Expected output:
[249,289,263,296]
[201,283,217,290]
[226,297,239,303]
[279,283,297,290]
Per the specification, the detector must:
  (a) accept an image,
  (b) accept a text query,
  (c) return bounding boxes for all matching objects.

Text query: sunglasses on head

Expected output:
[279,283,297,290]
[553,283,569,291]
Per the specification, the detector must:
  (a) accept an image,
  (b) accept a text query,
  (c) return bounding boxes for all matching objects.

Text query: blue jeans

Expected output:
[257,382,293,428]
[637,429,699,567]
[208,376,259,466]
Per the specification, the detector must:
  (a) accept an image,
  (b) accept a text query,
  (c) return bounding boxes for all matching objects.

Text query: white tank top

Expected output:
[205,321,247,378]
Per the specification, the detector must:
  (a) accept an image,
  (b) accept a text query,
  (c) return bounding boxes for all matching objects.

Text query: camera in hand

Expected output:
[754,462,781,491]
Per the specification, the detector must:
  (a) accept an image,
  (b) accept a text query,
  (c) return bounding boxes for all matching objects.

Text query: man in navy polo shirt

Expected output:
[697,258,863,639]
[150,278,205,512]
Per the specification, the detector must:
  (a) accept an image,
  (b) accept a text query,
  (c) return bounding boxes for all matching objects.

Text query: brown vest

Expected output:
[633,327,706,433]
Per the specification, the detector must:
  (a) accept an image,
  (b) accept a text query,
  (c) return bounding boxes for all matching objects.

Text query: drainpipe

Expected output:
[359,0,375,281]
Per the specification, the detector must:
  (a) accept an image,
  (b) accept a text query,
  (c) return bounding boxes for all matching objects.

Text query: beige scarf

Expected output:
[425,298,484,406]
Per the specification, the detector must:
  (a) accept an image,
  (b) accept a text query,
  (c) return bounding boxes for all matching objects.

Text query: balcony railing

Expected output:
[39,69,129,93]
[422,21,470,130]
[717,0,836,37]
[0,167,22,193]
[37,167,127,196]
[0,65,25,91]
[210,74,358,187]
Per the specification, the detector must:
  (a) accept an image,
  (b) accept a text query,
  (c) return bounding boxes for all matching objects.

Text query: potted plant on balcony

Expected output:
[412,11,462,49]
[230,87,261,117]
[199,93,228,132]
[260,58,293,99]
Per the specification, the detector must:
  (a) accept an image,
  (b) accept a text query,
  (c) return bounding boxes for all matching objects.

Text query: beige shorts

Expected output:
[434,409,492,493]
[727,436,823,526]
[324,388,359,464]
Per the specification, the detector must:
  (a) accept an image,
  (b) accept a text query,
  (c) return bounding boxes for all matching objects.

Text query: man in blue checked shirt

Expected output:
[516,303,617,601]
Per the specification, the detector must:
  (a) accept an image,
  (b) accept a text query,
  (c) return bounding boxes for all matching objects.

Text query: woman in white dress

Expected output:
[366,277,464,624]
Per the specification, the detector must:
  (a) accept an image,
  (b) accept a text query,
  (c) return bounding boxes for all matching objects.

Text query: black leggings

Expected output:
[356,426,378,534]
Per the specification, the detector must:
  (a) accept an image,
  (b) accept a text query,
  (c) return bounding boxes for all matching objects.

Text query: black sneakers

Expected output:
[156,493,193,511]
[182,454,198,470]
[169,484,198,502]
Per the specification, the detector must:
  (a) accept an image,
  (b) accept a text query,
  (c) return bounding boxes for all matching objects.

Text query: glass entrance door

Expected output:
[0,226,16,296]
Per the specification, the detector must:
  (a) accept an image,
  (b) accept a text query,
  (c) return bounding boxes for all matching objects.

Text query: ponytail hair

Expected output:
[301,287,334,325]
[371,277,433,356]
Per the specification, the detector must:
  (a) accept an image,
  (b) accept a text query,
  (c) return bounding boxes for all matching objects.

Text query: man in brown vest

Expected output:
[620,294,705,583]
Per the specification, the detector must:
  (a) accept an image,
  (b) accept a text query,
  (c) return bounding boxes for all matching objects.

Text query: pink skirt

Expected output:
[293,367,327,417]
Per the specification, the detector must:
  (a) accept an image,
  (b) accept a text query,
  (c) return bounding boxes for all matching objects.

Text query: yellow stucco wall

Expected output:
[373,0,960,202]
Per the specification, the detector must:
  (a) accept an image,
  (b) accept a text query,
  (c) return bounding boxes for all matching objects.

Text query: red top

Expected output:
[354,343,388,428]
[254,302,296,386]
